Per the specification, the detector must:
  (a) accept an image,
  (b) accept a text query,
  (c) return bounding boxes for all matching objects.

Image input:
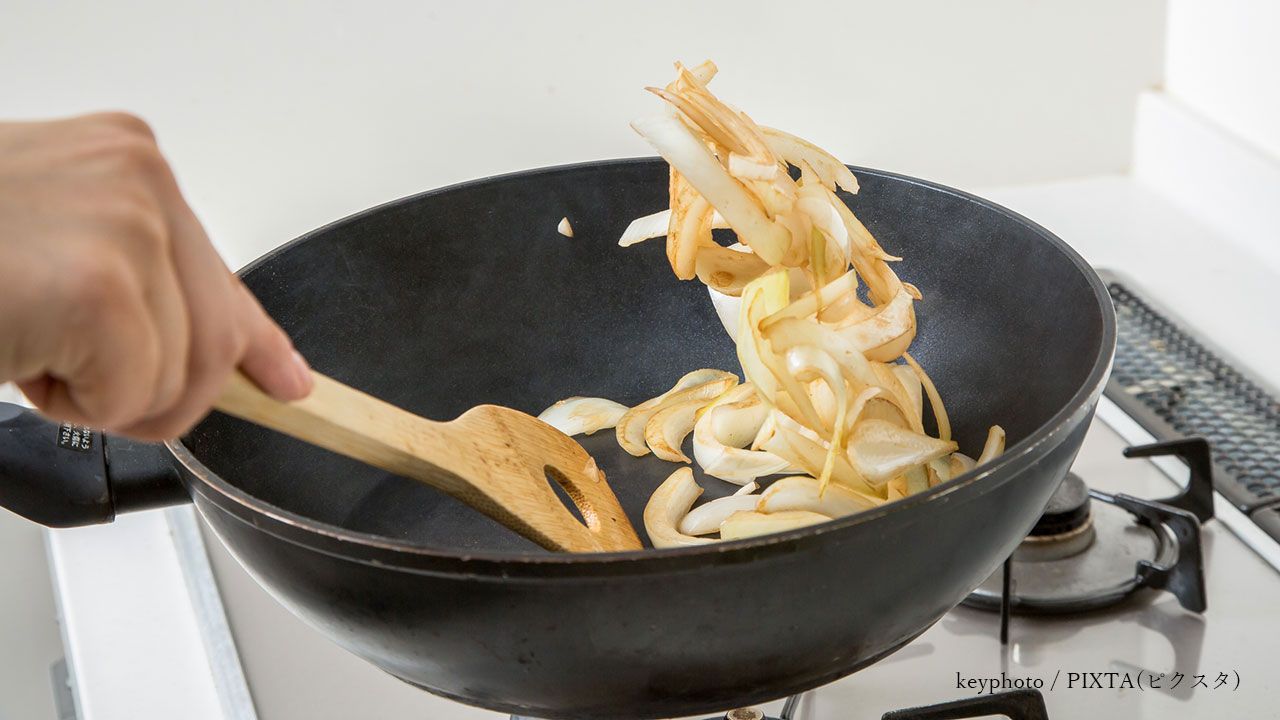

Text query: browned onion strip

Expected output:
[902,352,952,443]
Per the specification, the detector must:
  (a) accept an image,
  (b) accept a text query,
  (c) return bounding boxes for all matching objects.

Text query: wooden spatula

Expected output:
[213,371,643,553]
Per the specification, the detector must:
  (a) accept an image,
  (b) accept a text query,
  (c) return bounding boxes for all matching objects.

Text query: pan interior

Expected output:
[181,161,1106,555]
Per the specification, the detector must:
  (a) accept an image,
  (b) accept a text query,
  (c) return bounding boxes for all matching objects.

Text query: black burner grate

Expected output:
[1103,271,1280,524]
[881,689,1049,720]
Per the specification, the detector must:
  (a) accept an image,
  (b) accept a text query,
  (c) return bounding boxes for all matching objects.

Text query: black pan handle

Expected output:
[0,402,189,527]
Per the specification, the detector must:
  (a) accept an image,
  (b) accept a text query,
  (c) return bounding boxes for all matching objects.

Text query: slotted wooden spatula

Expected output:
[213,371,643,553]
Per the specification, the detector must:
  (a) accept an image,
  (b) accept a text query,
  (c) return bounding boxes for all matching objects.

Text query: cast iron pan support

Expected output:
[881,689,1049,720]
[1103,493,1206,612]
[1122,438,1215,523]
[0,403,186,527]
[998,439,1213,643]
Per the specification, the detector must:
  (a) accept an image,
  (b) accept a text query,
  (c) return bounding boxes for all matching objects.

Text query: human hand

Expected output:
[0,112,313,441]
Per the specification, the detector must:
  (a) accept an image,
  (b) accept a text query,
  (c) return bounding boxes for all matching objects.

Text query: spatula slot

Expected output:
[544,466,599,531]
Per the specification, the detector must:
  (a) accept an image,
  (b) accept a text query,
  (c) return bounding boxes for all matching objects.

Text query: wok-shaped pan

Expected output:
[0,159,1114,719]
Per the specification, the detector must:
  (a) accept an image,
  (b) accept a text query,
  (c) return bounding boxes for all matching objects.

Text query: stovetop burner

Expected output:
[964,438,1213,616]
[1016,472,1096,561]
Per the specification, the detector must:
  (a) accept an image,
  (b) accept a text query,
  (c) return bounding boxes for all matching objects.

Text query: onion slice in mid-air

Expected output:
[631,113,791,265]
[758,127,860,195]
[551,62,1010,549]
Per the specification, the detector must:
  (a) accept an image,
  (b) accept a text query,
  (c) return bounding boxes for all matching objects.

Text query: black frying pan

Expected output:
[0,159,1114,719]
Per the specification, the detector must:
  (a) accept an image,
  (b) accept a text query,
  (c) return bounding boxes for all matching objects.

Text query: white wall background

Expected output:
[2,0,1163,268]
[1165,0,1280,163]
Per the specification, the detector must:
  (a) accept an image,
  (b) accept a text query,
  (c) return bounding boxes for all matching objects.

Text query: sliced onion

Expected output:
[867,362,922,432]
[648,86,749,158]
[697,244,772,297]
[644,467,714,549]
[744,278,853,440]
[645,398,707,463]
[796,192,852,258]
[729,151,781,180]
[620,208,729,248]
[631,114,790,265]
[856,395,912,433]
[778,206,815,267]
[719,510,832,541]
[612,64,1005,533]
[902,352,951,443]
[845,419,957,485]
[891,364,923,422]
[736,270,791,402]
[663,72,776,162]
[904,465,930,495]
[667,171,715,280]
[784,345,849,490]
[886,476,908,501]
[619,210,671,247]
[755,475,881,515]
[708,286,744,339]
[759,127,859,194]
[761,268,859,327]
[759,412,877,496]
[536,396,628,437]
[678,494,761,535]
[977,425,1007,467]
[950,452,977,477]
[830,285,916,363]
[692,387,794,482]
[926,457,950,487]
[815,289,873,325]
[825,185,902,265]
[671,368,735,394]
[675,59,718,88]
[843,385,902,434]
[752,172,798,213]
[762,315,879,390]
[615,370,736,456]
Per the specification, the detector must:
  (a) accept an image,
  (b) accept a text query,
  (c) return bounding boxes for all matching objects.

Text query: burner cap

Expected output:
[1030,473,1091,536]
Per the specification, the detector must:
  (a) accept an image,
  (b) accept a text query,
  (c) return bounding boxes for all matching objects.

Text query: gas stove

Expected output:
[37,258,1280,720]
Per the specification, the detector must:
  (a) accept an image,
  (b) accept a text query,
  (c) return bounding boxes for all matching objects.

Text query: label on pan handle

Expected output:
[57,422,94,453]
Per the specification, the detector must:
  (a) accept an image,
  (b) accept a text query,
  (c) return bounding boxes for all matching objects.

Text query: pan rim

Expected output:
[168,157,1116,577]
